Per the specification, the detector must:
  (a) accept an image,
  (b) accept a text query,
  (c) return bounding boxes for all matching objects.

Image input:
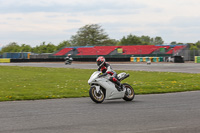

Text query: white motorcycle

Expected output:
[88,71,135,103]
[64,57,73,65]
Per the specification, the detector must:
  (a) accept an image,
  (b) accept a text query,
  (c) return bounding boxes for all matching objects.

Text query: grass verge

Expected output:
[0,66,200,101]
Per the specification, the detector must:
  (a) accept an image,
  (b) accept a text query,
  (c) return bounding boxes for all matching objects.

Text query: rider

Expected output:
[96,56,125,91]
[65,54,73,61]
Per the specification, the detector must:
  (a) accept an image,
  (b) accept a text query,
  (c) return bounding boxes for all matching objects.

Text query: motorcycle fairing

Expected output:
[95,77,125,100]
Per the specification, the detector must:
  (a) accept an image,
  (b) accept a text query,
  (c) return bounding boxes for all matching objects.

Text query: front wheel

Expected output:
[123,83,135,101]
[89,86,105,103]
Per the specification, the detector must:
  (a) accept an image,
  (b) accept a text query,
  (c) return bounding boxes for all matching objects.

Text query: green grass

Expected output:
[0,66,200,101]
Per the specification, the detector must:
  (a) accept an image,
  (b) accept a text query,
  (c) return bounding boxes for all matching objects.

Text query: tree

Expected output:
[1,42,21,53]
[170,41,177,45]
[119,34,142,45]
[31,46,39,53]
[70,24,114,46]
[151,36,164,45]
[190,44,198,50]
[177,42,184,45]
[31,42,56,53]
[37,42,47,53]
[195,41,200,49]
[101,39,118,46]
[57,40,72,50]
[189,41,200,50]
[119,34,160,45]
[46,43,56,53]
[140,36,151,45]
[21,44,32,52]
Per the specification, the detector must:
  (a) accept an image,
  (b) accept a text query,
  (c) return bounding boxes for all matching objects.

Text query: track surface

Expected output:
[0,91,200,133]
[0,62,200,133]
[1,62,200,73]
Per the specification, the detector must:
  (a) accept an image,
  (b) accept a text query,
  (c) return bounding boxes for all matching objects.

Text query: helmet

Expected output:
[96,56,105,67]
[68,54,71,57]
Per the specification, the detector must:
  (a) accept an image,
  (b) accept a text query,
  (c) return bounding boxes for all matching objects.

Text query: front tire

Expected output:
[89,86,105,103]
[123,83,135,101]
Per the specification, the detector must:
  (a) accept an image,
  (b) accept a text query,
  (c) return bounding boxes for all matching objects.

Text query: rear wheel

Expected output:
[89,86,105,103]
[123,83,135,101]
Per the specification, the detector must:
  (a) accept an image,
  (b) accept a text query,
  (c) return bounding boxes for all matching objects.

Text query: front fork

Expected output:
[94,85,101,94]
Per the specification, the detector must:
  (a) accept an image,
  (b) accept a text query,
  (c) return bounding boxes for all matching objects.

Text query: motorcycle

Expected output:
[65,57,73,65]
[88,71,135,103]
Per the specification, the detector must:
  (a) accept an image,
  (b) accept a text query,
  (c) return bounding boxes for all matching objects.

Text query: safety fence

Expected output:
[2,52,31,59]
[178,49,200,61]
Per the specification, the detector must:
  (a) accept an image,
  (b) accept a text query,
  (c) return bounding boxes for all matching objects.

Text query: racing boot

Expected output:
[116,80,125,91]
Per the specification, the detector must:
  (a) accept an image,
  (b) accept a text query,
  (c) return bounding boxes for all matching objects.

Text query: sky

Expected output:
[0,0,200,47]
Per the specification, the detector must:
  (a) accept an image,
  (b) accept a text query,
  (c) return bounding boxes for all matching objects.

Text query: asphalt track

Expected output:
[0,62,200,133]
[0,62,200,73]
[0,92,200,133]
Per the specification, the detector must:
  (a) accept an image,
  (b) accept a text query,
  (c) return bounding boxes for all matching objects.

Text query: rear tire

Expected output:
[89,86,105,103]
[123,83,135,101]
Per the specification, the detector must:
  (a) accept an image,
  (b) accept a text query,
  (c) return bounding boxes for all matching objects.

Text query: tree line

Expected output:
[1,24,199,54]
